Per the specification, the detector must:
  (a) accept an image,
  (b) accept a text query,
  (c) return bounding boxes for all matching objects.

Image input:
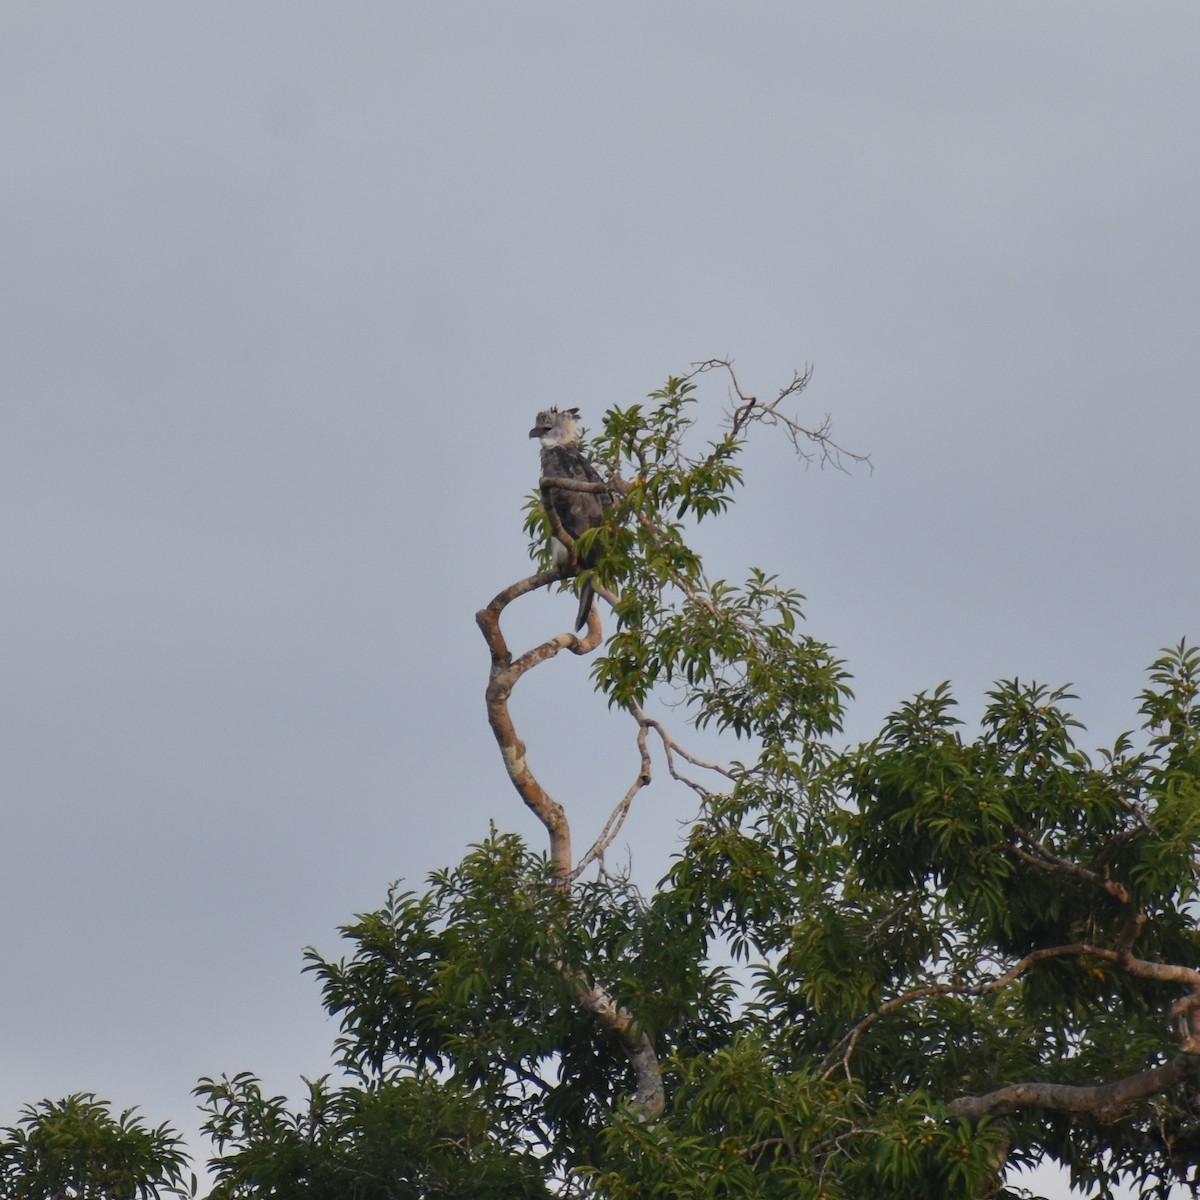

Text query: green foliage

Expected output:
[298,831,740,1178]
[0,1094,192,1200]
[524,378,851,724]
[195,1072,549,1200]
[586,1043,1008,1200]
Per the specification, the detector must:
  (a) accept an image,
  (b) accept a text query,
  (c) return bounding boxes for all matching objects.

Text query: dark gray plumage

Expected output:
[529,407,611,630]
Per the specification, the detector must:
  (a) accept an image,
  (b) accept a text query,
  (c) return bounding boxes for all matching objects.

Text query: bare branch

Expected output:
[636,704,734,796]
[688,357,871,473]
[539,475,626,496]
[572,705,652,880]
[477,567,564,667]
[475,571,600,876]
[569,690,738,878]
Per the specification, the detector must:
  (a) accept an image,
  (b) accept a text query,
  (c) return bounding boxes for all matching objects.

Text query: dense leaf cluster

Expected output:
[0,1095,192,1200]
[194,1071,549,1199]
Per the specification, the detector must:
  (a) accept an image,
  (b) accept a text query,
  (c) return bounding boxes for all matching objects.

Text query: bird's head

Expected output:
[529,406,581,447]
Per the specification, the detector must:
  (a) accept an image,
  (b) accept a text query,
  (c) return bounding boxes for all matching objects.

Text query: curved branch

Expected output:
[475,571,598,875]
[476,569,665,1117]
[949,1055,1200,1123]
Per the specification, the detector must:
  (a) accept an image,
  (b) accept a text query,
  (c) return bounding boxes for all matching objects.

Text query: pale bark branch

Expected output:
[476,567,665,1120]
[948,1055,1200,1122]
[572,977,665,1119]
[572,706,652,880]
[571,700,734,878]
[475,571,600,875]
[637,705,734,795]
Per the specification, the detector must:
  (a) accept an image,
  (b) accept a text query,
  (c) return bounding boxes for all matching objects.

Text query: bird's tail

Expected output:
[574,578,595,631]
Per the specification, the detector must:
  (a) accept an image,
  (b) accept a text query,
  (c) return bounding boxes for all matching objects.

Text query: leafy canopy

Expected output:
[0,1094,192,1200]
[6,371,1198,1200]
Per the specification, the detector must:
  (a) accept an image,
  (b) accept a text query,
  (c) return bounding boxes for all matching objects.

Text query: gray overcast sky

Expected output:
[2,5,1197,1196]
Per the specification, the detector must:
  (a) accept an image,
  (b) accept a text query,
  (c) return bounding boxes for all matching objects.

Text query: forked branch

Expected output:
[950,931,1200,1122]
[475,568,665,1120]
[571,699,733,879]
[689,357,871,472]
[476,570,598,874]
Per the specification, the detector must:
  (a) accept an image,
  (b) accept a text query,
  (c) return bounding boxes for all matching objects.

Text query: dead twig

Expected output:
[688,357,871,473]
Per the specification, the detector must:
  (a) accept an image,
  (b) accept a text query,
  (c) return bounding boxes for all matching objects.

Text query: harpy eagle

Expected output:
[529,407,612,630]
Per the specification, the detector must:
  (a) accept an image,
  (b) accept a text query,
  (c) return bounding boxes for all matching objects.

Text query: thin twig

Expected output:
[572,708,652,880]
[688,357,872,473]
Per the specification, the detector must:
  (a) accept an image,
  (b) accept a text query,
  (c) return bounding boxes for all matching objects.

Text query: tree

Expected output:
[12,363,1197,1198]
[0,1094,192,1200]
[303,362,1196,1198]
[215,365,1200,1197]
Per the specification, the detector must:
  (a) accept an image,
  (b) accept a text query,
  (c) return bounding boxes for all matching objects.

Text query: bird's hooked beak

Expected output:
[529,425,546,439]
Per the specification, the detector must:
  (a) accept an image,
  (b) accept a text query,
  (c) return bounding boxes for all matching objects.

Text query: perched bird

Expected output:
[529,407,612,630]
